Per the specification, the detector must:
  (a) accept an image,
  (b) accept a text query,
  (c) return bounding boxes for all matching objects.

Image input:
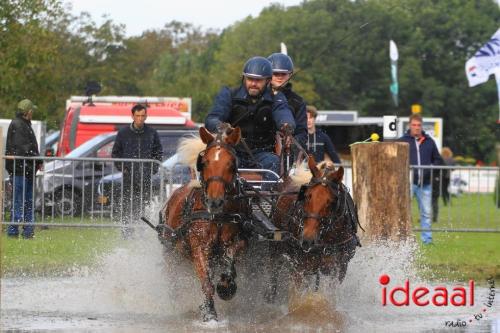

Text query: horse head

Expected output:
[298,155,345,248]
[198,126,241,214]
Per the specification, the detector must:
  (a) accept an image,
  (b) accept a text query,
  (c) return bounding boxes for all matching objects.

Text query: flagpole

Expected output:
[496,72,500,123]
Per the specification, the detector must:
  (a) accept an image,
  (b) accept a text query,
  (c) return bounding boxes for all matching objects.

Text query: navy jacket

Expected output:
[112,124,163,179]
[205,85,295,137]
[296,129,341,164]
[280,83,307,136]
[399,130,443,185]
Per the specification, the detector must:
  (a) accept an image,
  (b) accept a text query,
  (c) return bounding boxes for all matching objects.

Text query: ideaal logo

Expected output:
[378,275,496,328]
[379,274,474,307]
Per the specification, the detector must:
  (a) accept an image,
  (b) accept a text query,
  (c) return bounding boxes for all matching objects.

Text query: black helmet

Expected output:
[267,53,294,74]
[242,56,273,79]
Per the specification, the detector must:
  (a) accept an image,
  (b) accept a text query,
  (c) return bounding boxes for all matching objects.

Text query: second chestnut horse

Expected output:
[268,156,360,301]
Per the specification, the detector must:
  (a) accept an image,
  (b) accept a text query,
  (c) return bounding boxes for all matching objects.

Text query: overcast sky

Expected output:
[66,0,304,36]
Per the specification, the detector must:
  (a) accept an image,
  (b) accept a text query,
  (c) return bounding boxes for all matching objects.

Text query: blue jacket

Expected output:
[399,130,443,185]
[296,129,341,164]
[205,85,296,136]
[111,123,163,178]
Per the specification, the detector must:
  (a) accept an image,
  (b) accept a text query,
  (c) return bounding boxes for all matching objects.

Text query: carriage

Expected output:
[141,126,361,322]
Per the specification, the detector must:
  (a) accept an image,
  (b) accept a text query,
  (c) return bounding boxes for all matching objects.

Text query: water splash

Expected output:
[2,231,498,332]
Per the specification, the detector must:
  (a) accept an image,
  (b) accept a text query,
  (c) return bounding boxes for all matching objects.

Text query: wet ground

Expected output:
[1,233,499,332]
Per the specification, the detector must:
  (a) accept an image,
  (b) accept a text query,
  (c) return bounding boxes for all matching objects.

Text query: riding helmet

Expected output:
[242,56,273,79]
[267,53,294,74]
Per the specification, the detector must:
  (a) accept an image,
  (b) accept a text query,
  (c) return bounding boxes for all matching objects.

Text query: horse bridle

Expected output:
[196,134,239,194]
[296,176,349,241]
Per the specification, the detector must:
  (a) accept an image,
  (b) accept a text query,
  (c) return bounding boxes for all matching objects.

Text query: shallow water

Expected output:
[1,231,498,332]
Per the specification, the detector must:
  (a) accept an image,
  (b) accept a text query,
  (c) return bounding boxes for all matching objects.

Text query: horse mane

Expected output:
[290,162,312,187]
[187,179,201,188]
[176,135,206,169]
[289,160,337,187]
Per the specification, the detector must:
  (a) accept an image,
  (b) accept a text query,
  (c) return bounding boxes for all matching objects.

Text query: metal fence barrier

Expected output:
[1,157,499,233]
[410,165,500,233]
[1,156,181,230]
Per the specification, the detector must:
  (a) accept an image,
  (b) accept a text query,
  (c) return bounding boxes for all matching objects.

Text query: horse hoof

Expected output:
[216,274,237,301]
[202,312,218,322]
[200,300,218,322]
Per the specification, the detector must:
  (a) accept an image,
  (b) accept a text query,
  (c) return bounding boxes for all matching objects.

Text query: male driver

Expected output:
[205,56,295,178]
[205,56,295,237]
[399,113,443,244]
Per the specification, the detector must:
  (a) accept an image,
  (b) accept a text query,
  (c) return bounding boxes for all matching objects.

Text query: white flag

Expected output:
[280,42,288,55]
[465,29,500,87]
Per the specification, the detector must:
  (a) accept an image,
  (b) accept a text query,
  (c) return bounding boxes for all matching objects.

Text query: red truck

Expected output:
[57,96,195,156]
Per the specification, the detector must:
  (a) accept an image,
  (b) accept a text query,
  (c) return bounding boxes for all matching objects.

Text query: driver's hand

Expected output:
[280,123,293,136]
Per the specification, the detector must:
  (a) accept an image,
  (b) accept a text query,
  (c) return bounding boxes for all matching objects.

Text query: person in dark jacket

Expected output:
[267,53,307,137]
[205,56,295,237]
[205,56,295,179]
[399,113,443,244]
[268,53,307,171]
[5,99,42,238]
[431,146,454,223]
[296,105,341,164]
[111,104,163,238]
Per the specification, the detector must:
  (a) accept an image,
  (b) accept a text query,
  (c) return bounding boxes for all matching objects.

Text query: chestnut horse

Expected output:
[158,126,249,322]
[268,156,360,300]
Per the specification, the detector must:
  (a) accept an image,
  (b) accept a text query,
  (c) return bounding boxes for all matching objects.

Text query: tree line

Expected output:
[1,0,499,162]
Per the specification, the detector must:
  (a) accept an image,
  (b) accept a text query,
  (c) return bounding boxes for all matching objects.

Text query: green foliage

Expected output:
[0,0,499,161]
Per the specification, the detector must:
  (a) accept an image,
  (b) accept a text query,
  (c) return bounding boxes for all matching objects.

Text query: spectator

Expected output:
[111,104,163,238]
[5,99,42,238]
[440,147,454,206]
[296,105,341,164]
[399,113,443,244]
[431,146,453,223]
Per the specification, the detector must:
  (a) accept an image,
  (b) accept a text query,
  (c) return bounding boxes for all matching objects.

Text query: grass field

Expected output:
[412,193,500,230]
[1,227,121,276]
[1,193,498,282]
[412,193,500,283]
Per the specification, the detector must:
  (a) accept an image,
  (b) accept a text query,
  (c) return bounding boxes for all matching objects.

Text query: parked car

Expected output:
[44,130,60,156]
[96,153,192,216]
[39,130,196,216]
[38,132,116,216]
